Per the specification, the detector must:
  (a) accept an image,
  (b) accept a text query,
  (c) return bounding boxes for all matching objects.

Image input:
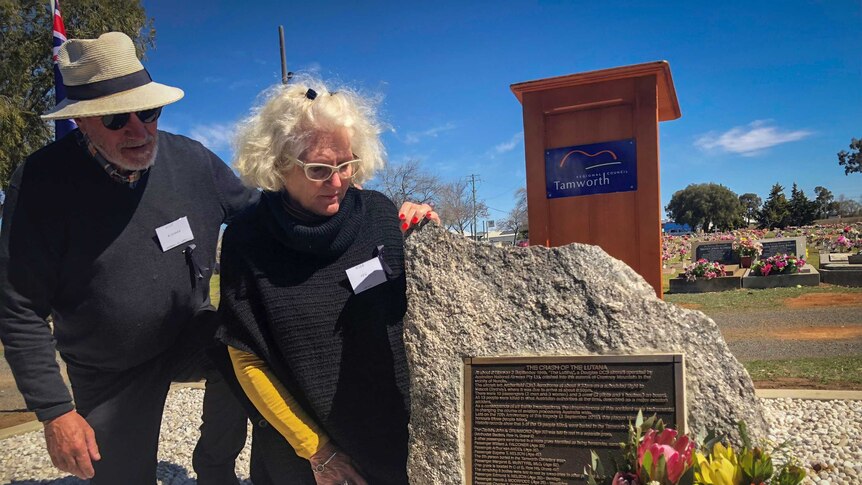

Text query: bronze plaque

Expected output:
[464,355,685,484]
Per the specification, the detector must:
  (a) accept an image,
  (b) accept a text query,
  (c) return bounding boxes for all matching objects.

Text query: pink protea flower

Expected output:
[611,472,640,484]
[637,428,695,483]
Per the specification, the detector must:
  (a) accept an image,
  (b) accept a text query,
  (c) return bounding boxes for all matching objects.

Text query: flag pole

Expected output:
[278,26,291,85]
[50,0,75,139]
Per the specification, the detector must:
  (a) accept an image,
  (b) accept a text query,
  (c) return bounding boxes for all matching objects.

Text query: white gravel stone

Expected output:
[761,397,862,485]
[0,388,252,485]
[0,390,859,484]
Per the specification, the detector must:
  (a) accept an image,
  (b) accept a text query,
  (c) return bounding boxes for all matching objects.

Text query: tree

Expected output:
[787,183,817,227]
[367,159,440,209]
[836,194,862,217]
[757,184,791,229]
[837,137,862,175]
[664,183,743,232]
[436,180,488,235]
[500,187,528,244]
[738,193,762,226]
[813,186,839,219]
[0,0,155,190]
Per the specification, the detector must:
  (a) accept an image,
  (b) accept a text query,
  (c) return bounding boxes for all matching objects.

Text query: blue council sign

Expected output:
[545,138,637,199]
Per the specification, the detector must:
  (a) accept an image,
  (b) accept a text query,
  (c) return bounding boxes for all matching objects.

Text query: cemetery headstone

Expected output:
[758,236,806,260]
[691,241,737,264]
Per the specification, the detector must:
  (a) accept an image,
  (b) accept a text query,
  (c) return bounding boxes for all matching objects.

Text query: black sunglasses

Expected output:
[101,107,163,131]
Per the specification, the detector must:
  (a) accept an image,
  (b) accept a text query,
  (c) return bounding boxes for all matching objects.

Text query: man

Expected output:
[0,32,254,484]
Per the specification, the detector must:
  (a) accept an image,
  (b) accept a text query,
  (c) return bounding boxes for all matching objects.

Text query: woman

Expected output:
[217,77,436,485]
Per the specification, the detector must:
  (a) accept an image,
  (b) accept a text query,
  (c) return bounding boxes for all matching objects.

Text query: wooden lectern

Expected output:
[511,61,680,298]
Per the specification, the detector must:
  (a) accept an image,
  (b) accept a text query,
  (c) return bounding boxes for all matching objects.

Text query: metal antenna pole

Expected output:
[278,26,292,84]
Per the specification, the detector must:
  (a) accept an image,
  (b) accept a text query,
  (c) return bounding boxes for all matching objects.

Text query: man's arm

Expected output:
[0,164,100,479]
[0,165,71,420]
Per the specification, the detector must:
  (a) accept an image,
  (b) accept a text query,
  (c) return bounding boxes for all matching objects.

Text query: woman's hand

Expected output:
[398,202,440,233]
[310,442,368,485]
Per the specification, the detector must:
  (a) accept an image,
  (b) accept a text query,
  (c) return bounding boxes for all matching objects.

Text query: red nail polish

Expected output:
[425,212,433,219]
[411,217,419,224]
[399,213,406,220]
[401,223,409,230]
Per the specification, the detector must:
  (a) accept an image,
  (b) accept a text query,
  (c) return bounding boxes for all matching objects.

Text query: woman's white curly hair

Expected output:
[233,74,386,191]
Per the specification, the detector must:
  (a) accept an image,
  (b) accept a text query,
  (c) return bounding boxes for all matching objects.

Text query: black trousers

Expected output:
[66,345,248,485]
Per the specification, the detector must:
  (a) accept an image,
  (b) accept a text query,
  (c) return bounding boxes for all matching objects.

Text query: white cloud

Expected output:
[404,122,456,144]
[188,123,235,151]
[495,131,523,154]
[695,120,812,157]
[228,79,258,90]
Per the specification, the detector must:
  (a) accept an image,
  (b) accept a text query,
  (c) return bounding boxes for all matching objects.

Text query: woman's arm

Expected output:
[229,347,368,484]
[228,346,328,458]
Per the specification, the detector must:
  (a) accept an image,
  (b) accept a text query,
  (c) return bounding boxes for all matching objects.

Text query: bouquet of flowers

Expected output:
[682,259,726,282]
[732,237,763,258]
[585,413,806,485]
[750,254,805,276]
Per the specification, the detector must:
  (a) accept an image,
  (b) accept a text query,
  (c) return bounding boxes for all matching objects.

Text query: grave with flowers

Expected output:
[668,259,740,293]
[818,225,862,287]
[741,253,819,289]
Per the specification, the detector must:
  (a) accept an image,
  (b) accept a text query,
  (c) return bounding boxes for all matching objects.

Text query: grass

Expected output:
[744,356,862,387]
[665,285,862,312]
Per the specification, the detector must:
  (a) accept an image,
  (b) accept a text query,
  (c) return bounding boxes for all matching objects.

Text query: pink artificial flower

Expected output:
[762,263,773,276]
[637,429,695,484]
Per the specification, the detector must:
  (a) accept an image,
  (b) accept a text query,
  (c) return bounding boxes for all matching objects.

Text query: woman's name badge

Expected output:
[346,257,387,294]
[155,216,194,252]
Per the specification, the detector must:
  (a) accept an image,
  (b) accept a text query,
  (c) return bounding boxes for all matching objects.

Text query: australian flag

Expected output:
[51,0,76,139]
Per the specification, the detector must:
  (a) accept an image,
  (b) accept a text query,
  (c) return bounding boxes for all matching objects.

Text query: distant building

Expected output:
[662,221,692,235]
[482,230,521,247]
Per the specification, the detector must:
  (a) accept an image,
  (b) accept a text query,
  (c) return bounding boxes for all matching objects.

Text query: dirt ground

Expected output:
[783,292,862,308]
[1,291,860,431]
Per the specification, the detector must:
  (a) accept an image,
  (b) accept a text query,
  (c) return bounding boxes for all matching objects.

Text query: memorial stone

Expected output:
[691,241,737,264]
[758,236,806,260]
[403,226,767,484]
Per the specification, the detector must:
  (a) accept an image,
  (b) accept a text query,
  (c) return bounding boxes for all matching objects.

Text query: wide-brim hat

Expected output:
[41,32,184,120]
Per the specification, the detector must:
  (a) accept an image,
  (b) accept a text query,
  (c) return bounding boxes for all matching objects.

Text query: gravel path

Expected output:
[1,388,252,485]
[709,307,862,361]
[1,388,859,484]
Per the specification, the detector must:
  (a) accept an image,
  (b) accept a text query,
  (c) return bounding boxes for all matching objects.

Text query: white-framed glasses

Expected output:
[288,156,363,182]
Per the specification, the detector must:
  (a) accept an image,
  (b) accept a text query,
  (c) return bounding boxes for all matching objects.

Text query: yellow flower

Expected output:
[695,443,742,485]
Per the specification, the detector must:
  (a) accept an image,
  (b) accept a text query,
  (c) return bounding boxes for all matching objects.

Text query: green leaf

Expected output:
[737,421,752,449]
[775,464,806,485]
[678,464,696,485]
[641,450,654,482]
[591,450,605,477]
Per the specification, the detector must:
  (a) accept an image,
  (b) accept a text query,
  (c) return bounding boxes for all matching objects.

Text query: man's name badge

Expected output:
[346,257,387,294]
[155,216,194,252]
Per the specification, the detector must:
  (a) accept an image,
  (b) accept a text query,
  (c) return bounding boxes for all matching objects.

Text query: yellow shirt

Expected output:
[228,346,329,459]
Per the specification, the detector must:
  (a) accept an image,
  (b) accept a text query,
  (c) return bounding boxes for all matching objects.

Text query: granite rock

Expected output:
[402,226,767,484]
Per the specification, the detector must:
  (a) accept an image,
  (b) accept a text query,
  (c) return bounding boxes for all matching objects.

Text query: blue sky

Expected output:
[138,0,861,222]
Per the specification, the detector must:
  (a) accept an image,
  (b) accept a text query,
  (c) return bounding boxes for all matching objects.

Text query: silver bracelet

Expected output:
[312,451,338,473]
